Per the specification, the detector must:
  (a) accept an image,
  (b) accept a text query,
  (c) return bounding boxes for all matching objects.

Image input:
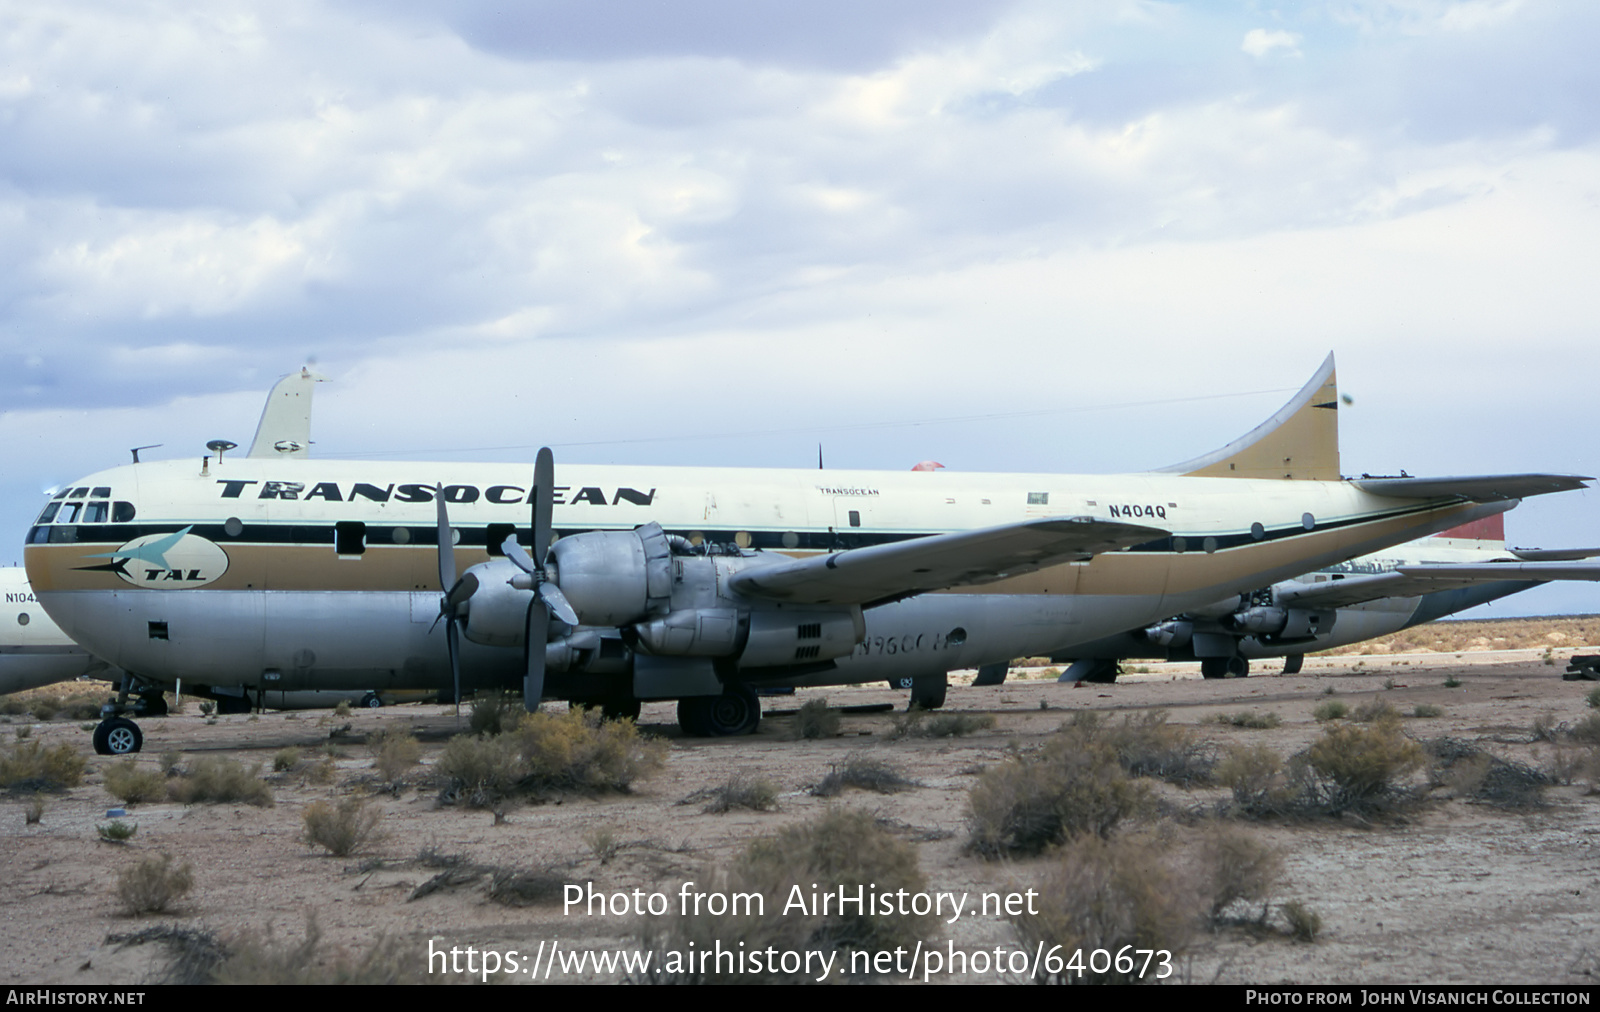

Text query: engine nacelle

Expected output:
[548,523,673,626]
[1229,605,1335,641]
[1144,620,1193,648]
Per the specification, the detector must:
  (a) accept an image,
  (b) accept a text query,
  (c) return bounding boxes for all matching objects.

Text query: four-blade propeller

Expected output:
[432,447,573,717]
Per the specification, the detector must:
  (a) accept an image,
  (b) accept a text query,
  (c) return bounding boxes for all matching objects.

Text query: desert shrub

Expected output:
[1443,675,1462,689]
[1312,700,1348,722]
[1586,686,1600,710]
[689,771,780,813]
[439,707,665,806]
[895,710,997,738]
[1304,718,1424,813]
[1066,711,1212,785]
[1214,711,1282,729]
[29,697,58,721]
[272,748,301,772]
[117,853,194,915]
[469,691,518,736]
[967,737,1151,858]
[0,695,26,716]
[57,696,104,721]
[1569,713,1600,745]
[0,740,87,790]
[170,757,274,807]
[368,728,421,781]
[98,819,137,842]
[1013,833,1199,984]
[307,756,336,784]
[1216,744,1295,818]
[487,867,566,907]
[1530,712,1563,742]
[583,825,621,862]
[1281,900,1322,942]
[14,725,30,740]
[102,925,226,985]
[103,761,168,804]
[303,798,384,856]
[333,700,352,718]
[1412,704,1443,718]
[24,796,44,824]
[159,751,183,774]
[1193,822,1284,923]
[214,916,421,984]
[1350,699,1400,723]
[638,809,937,982]
[794,698,840,739]
[812,752,918,797]
[1427,739,1553,809]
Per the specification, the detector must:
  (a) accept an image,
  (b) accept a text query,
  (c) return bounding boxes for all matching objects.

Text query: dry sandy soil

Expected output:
[4,644,1600,986]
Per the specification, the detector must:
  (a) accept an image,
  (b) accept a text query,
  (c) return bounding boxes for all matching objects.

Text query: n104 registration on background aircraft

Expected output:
[21,355,1590,751]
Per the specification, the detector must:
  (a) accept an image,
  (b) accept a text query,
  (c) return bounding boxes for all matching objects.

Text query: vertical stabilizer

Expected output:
[246,367,326,459]
[1155,353,1340,480]
[1430,514,1507,549]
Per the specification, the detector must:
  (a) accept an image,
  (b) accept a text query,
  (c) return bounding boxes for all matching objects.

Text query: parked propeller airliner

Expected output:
[21,355,1592,752]
[971,512,1600,685]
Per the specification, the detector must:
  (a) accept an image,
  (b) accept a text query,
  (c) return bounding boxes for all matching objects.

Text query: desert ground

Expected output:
[4,618,1600,986]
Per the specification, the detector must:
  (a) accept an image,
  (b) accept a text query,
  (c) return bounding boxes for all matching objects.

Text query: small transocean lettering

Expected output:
[1109,504,1168,520]
[816,486,880,497]
[217,481,656,507]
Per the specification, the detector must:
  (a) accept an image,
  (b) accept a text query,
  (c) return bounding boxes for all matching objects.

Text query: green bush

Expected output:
[1312,700,1348,722]
[98,820,138,843]
[1304,718,1423,812]
[1281,900,1322,942]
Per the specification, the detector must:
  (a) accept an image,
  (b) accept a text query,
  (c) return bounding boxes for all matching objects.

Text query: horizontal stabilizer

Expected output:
[729,516,1166,607]
[1509,547,1600,562]
[1353,473,1592,502]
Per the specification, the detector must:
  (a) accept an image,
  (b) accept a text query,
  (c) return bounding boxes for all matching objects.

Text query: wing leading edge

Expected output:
[1277,561,1600,609]
[728,516,1167,607]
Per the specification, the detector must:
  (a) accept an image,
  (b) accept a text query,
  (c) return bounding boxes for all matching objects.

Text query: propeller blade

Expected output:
[435,484,456,593]
[444,571,479,614]
[524,598,548,713]
[538,581,580,628]
[533,447,554,563]
[502,534,537,576]
[446,618,462,718]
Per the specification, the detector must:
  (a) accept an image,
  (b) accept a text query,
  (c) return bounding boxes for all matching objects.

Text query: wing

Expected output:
[1353,474,1592,502]
[1277,561,1600,609]
[1509,547,1600,561]
[727,516,1166,607]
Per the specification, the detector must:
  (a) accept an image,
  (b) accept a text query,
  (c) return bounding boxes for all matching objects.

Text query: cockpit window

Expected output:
[83,502,108,524]
[92,487,111,498]
[112,501,136,523]
[57,502,81,523]
[67,488,89,499]
[37,502,61,524]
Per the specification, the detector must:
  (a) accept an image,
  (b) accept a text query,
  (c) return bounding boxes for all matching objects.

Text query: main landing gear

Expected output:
[92,717,143,756]
[1200,656,1250,679]
[677,683,761,737]
[90,675,167,755]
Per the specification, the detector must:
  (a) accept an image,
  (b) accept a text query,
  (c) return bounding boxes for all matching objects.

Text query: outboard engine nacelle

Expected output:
[1144,619,1194,648]
[546,522,674,626]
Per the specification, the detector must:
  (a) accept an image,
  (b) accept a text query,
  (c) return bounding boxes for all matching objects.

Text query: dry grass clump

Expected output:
[1587,686,1600,710]
[24,694,104,722]
[103,761,168,804]
[1350,699,1401,723]
[1193,822,1285,924]
[894,710,997,738]
[1412,704,1444,718]
[169,757,274,807]
[1311,700,1347,724]
[272,748,301,772]
[1425,738,1554,809]
[1281,900,1323,942]
[637,809,937,983]
[1213,711,1282,729]
[967,735,1152,858]
[686,771,780,813]
[214,916,422,984]
[812,752,918,797]
[1012,833,1197,984]
[303,798,385,856]
[794,698,841,739]
[0,740,87,790]
[1568,713,1600,745]
[438,707,665,807]
[1216,744,1297,817]
[368,727,421,782]
[469,691,518,736]
[117,853,194,915]
[1073,711,1213,786]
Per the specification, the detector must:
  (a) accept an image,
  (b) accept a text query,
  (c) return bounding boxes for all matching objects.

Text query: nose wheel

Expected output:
[92,717,144,756]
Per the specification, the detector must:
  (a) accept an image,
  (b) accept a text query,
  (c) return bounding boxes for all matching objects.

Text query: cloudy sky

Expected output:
[2,0,1596,617]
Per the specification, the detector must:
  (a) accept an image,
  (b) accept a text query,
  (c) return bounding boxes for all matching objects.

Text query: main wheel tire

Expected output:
[361,692,383,709]
[677,684,760,737]
[1282,654,1304,675]
[92,717,143,756]
[1200,657,1228,679]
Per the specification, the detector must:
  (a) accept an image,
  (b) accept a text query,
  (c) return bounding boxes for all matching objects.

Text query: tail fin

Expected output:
[1431,513,1507,549]
[246,367,326,459]
[1155,352,1340,480]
